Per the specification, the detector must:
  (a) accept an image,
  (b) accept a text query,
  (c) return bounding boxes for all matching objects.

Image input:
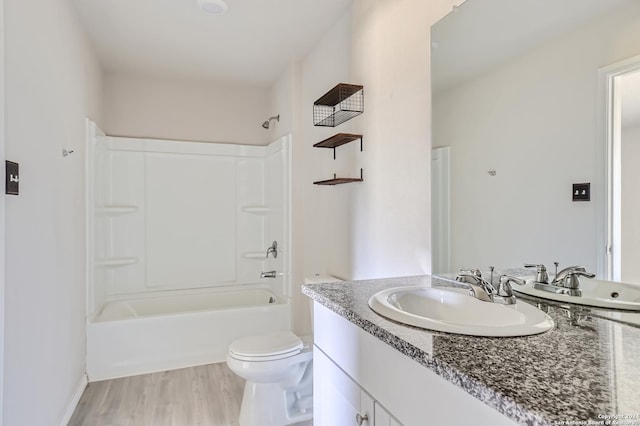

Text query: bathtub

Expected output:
[86,287,291,381]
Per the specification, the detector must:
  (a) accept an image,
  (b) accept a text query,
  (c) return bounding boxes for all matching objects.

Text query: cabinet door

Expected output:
[314,346,375,425]
[374,402,402,426]
[314,345,362,425]
[359,390,374,425]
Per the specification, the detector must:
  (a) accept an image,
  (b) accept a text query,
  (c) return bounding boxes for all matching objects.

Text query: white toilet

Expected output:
[226,331,313,426]
[226,274,342,426]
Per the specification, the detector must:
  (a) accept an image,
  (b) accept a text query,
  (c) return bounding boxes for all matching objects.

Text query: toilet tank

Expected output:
[304,274,343,285]
[305,274,343,334]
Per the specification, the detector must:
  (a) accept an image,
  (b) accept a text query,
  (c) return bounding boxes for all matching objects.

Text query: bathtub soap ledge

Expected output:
[95,205,139,215]
[95,257,139,267]
[241,206,273,214]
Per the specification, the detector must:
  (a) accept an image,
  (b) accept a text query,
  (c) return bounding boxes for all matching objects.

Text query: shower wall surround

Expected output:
[87,126,291,318]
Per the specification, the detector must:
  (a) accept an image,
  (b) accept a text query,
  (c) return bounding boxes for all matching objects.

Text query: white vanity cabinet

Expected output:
[374,403,402,426]
[314,345,400,425]
[312,302,518,426]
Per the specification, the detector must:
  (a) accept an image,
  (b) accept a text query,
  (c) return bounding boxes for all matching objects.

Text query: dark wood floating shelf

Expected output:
[314,84,363,106]
[314,169,364,186]
[313,83,364,127]
[313,133,362,149]
[314,178,364,186]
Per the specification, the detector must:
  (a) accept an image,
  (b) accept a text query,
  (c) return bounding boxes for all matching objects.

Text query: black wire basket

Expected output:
[313,84,364,127]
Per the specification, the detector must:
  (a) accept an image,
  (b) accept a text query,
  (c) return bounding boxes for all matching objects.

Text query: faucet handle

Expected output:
[492,275,520,305]
[265,241,278,259]
[459,268,483,278]
[500,275,526,288]
[524,263,546,271]
[524,264,549,284]
[563,269,596,289]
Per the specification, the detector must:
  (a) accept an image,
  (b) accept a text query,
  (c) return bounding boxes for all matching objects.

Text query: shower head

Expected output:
[262,115,280,129]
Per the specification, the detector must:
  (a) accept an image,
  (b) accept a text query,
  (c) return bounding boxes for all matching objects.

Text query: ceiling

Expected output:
[72,0,353,87]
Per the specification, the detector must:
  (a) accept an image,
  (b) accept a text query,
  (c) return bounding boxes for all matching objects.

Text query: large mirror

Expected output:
[430,0,640,281]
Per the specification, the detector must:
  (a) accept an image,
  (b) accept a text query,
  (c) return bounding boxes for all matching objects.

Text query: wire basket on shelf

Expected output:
[313,83,364,127]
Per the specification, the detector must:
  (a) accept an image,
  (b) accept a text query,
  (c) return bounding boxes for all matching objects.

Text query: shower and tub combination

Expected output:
[84,120,292,381]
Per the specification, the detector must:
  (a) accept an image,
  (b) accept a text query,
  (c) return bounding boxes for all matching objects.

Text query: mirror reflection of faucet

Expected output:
[524,262,595,296]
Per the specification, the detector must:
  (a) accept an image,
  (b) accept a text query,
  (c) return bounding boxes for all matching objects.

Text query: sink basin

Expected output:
[512,278,640,311]
[368,286,554,337]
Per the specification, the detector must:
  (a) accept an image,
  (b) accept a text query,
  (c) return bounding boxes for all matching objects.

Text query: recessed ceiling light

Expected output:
[197,0,228,15]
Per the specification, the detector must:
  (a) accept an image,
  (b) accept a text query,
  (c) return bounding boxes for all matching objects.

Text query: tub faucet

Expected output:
[266,241,278,259]
[260,270,277,279]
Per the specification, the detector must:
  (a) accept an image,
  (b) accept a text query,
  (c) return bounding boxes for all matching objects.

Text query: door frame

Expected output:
[598,54,640,281]
[1,0,6,423]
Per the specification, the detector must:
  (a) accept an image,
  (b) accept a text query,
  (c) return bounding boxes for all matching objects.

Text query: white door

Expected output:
[601,55,640,282]
[431,147,451,274]
[616,70,640,283]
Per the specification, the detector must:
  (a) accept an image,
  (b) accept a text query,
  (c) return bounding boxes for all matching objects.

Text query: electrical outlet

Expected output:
[572,183,590,202]
[5,161,19,195]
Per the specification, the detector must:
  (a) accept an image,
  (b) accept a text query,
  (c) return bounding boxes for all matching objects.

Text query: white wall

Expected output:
[267,14,355,336]
[3,0,103,424]
[433,2,640,273]
[300,12,355,281]
[269,0,458,335]
[103,72,271,145]
[349,0,457,279]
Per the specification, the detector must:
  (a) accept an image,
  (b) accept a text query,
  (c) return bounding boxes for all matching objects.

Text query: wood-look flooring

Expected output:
[68,363,245,426]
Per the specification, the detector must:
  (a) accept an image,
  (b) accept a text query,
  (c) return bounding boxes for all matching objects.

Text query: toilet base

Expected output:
[238,369,313,426]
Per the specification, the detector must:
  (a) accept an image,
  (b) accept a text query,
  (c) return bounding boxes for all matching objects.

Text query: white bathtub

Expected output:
[87,287,291,381]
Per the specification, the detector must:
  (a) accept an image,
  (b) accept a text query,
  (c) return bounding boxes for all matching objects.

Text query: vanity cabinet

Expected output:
[314,346,400,425]
[312,302,518,426]
[375,403,402,426]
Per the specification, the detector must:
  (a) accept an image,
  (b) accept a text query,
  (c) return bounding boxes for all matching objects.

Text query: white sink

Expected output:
[368,286,554,337]
[512,278,640,311]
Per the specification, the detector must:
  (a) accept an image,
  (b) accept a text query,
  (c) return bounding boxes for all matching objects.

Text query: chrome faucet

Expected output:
[456,269,494,302]
[455,268,518,305]
[266,241,278,259]
[552,266,595,289]
[524,264,549,284]
[260,270,277,279]
[497,275,526,305]
[524,262,595,296]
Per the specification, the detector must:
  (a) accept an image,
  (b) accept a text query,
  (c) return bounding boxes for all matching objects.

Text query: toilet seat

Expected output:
[229,331,303,362]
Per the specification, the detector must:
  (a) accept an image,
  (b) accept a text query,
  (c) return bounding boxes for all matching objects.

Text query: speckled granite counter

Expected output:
[302,275,640,426]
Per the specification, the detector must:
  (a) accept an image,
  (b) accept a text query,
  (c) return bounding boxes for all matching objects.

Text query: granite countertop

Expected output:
[302,275,640,426]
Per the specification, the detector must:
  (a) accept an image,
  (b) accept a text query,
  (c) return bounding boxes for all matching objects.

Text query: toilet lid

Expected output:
[229,331,303,361]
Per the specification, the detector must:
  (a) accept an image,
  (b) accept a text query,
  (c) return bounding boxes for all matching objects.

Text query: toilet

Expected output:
[226,331,313,426]
[226,274,342,426]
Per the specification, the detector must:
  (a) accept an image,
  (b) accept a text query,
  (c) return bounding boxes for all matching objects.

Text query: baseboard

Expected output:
[58,373,88,426]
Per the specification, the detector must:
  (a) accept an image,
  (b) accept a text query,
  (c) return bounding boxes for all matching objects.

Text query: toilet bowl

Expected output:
[227,331,313,426]
[227,274,342,426]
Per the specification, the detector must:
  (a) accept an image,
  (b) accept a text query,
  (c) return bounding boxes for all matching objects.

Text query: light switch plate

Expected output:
[6,161,19,195]
[572,182,590,202]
